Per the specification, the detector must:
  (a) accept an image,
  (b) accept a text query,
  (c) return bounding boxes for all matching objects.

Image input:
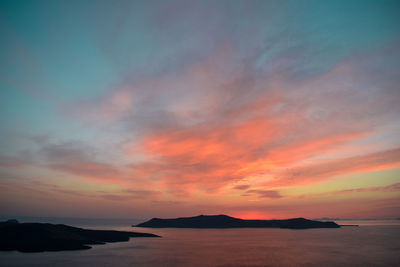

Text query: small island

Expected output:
[0,220,159,252]
[135,214,340,229]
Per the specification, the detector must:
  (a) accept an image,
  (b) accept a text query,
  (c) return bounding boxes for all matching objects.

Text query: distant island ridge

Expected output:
[0,220,159,252]
[135,214,340,229]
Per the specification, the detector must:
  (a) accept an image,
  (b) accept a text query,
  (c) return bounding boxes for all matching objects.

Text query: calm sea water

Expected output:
[0,218,399,267]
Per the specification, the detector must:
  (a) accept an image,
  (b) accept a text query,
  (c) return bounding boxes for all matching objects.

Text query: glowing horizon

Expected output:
[0,0,399,220]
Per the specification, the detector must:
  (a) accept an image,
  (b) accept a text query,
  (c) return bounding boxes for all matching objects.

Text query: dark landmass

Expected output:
[339,224,359,227]
[135,214,340,229]
[0,220,159,252]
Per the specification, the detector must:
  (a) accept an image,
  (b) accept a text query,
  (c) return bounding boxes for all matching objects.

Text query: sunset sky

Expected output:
[1,0,399,220]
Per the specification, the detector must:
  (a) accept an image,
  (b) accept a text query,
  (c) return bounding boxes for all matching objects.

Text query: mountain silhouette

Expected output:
[135,214,340,229]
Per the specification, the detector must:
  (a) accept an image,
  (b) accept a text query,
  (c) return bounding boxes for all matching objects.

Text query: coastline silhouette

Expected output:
[0,220,159,252]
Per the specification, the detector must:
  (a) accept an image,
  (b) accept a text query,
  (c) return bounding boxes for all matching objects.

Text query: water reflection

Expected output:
[1,222,399,266]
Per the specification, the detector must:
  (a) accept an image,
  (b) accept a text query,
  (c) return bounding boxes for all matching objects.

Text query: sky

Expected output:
[0,0,399,220]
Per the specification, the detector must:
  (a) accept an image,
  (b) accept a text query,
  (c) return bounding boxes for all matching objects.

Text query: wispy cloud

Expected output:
[2,49,399,198]
[274,148,400,187]
[334,183,400,195]
[295,182,400,199]
[117,50,399,196]
[98,189,162,201]
[1,0,399,218]
[48,161,121,182]
[0,155,29,169]
[233,185,251,190]
[241,190,282,199]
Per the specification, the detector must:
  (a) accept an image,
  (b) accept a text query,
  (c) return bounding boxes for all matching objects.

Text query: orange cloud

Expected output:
[120,51,400,197]
[63,47,399,201]
[134,114,282,193]
[272,148,400,187]
[129,105,378,196]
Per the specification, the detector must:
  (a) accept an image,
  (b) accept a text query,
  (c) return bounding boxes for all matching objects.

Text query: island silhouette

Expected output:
[135,214,340,229]
[0,220,159,252]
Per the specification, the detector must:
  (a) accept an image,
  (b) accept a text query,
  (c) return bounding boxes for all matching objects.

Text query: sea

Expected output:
[0,217,399,267]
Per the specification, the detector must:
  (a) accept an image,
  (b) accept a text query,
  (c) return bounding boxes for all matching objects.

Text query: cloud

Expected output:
[98,189,161,201]
[48,161,121,182]
[294,182,400,199]
[122,189,162,198]
[233,185,251,190]
[4,47,400,198]
[22,139,133,185]
[114,48,400,196]
[273,148,400,187]
[1,1,399,219]
[333,183,400,195]
[13,41,398,198]
[0,155,29,169]
[70,88,134,125]
[39,141,95,162]
[242,190,282,199]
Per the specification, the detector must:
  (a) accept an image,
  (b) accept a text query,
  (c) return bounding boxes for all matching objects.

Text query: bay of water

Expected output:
[0,218,399,266]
